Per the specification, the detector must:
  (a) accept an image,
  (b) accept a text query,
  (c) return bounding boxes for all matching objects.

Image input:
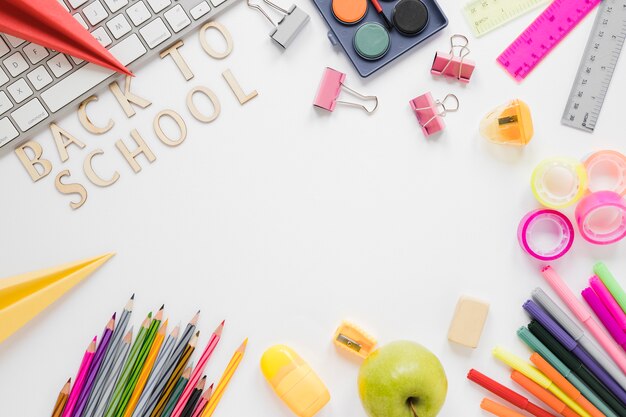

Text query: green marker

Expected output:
[594,262,626,313]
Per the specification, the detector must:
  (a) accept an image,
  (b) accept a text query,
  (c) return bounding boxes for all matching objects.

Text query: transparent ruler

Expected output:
[463,0,549,37]
[562,0,626,132]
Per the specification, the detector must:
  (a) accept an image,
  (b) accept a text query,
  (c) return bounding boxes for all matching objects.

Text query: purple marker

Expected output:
[523,299,626,405]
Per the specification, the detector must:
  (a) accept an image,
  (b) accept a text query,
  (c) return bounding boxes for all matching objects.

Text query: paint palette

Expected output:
[312,0,448,77]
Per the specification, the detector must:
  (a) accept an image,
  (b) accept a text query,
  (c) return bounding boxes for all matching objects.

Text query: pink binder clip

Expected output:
[409,92,459,136]
[431,34,475,83]
[313,67,378,113]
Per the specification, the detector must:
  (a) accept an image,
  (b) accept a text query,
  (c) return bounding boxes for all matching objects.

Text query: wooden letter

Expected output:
[50,123,86,162]
[154,110,187,146]
[78,95,114,134]
[115,129,156,173]
[222,69,258,105]
[160,40,194,81]
[186,87,221,123]
[109,75,152,118]
[55,170,88,210]
[84,149,120,187]
[15,141,52,182]
[199,22,233,59]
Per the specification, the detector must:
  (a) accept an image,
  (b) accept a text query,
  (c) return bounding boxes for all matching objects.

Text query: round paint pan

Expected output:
[393,0,429,36]
[332,0,368,25]
[353,22,391,60]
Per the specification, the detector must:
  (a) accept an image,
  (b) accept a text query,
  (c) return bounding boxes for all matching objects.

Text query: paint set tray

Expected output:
[311,0,448,77]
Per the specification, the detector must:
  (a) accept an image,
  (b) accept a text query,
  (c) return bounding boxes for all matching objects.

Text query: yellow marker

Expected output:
[493,346,591,417]
[0,253,114,344]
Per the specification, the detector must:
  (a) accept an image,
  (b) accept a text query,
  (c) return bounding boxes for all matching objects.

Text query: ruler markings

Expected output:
[463,0,550,36]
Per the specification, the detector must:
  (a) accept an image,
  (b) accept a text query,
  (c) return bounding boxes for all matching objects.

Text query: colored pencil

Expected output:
[517,326,618,417]
[94,330,134,417]
[84,295,134,417]
[467,369,555,417]
[161,367,192,417]
[149,333,199,417]
[180,377,206,417]
[105,314,152,417]
[190,384,213,417]
[63,337,97,417]
[201,338,247,417]
[123,320,168,417]
[510,370,579,417]
[171,321,224,417]
[132,325,180,417]
[51,379,71,417]
[73,315,115,417]
[115,308,164,417]
[140,312,199,417]
[530,353,605,417]
[481,398,529,417]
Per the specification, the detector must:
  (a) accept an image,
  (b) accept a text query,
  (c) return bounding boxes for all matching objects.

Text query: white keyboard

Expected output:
[0,0,241,149]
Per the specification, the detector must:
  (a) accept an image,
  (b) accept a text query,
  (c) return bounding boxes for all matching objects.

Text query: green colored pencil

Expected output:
[115,307,164,417]
[104,313,152,417]
[161,366,192,417]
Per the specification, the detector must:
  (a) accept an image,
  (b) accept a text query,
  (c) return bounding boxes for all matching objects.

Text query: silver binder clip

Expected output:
[247,0,310,49]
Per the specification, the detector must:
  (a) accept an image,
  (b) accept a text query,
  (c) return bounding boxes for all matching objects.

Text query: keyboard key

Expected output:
[92,27,112,47]
[0,118,19,146]
[146,0,171,13]
[74,13,89,30]
[4,35,26,48]
[0,68,8,86]
[8,79,33,103]
[42,34,146,112]
[47,54,73,78]
[211,0,227,7]
[126,1,151,26]
[57,0,70,11]
[139,18,172,48]
[107,14,132,39]
[190,1,211,19]
[104,0,128,12]
[3,52,29,77]
[84,1,109,25]
[28,66,54,90]
[69,0,89,7]
[164,5,191,33]
[11,98,48,132]
[0,38,9,58]
[23,43,50,64]
[72,57,85,65]
[0,92,13,116]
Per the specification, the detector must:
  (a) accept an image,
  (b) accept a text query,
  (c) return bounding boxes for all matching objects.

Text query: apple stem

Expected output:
[409,398,419,417]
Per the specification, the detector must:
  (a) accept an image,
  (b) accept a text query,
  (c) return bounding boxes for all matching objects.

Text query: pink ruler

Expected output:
[497,0,601,81]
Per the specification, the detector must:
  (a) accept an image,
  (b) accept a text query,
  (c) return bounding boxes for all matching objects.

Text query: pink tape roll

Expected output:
[518,209,574,260]
[575,191,626,245]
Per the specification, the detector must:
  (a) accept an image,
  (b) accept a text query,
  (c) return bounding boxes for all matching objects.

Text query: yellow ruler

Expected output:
[463,0,549,37]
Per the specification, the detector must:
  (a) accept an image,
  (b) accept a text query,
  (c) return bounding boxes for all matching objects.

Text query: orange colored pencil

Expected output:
[529,353,604,417]
[481,398,528,417]
[51,378,71,417]
[200,338,247,417]
[510,371,578,417]
[122,319,168,417]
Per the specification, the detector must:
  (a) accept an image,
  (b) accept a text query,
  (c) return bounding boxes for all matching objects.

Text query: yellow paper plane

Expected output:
[0,253,114,344]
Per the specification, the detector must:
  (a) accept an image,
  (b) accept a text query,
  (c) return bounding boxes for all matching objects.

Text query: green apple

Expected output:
[358,341,447,417]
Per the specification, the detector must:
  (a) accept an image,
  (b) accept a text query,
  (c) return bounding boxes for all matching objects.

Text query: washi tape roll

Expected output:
[531,157,588,209]
[575,191,626,245]
[518,209,574,260]
[584,150,626,196]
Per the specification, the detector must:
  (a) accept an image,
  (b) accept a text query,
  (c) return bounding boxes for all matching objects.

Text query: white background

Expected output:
[1,0,625,416]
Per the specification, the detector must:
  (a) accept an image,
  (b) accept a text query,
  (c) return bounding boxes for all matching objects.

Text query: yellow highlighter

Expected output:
[260,345,330,417]
[493,346,591,417]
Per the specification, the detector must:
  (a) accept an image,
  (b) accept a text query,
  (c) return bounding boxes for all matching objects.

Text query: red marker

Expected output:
[467,369,556,417]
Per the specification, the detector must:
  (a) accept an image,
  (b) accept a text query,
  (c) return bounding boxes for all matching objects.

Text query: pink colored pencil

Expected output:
[171,321,224,417]
[590,276,626,331]
[191,384,213,417]
[62,336,97,417]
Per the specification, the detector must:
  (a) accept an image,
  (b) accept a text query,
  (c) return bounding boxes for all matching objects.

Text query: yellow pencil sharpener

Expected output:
[333,321,377,359]
[260,345,330,417]
[479,99,534,146]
